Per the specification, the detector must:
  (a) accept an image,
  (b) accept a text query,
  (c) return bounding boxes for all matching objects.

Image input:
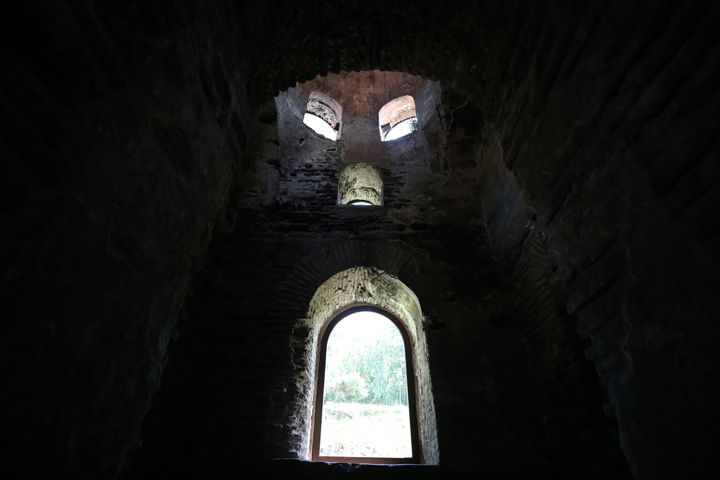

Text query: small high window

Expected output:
[303,91,342,141]
[348,200,374,207]
[378,95,418,142]
[338,163,383,206]
[313,307,419,462]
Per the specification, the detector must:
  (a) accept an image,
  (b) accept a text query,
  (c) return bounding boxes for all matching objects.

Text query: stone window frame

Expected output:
[310,304,421,464]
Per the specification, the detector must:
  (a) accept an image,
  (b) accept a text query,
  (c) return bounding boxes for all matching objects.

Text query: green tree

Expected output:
[324,315,409,406]
[325,371,368,403]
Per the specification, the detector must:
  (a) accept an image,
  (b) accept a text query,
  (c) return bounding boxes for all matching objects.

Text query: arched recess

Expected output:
[379,95,418,141]
[296,266,439,464]
[302,90,342,140]
[337,163,383,206]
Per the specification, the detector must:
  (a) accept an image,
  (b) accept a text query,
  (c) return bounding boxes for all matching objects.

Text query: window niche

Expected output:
[294,267,439,465]
[338,163,383,206]
[378,95,418,142]
[314,306,418,462]
[302,91,342,141]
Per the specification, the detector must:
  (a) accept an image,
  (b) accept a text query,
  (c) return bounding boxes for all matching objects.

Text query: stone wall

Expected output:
[472,2,720,477]
[1,2,251,478]
[2,1,718,478]
[130,66,624,477]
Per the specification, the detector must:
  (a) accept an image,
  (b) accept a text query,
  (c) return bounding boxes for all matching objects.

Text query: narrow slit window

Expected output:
[303,91,342,141]
[312,307,419,463]
[348,200,374,207]
[378,95,418,142]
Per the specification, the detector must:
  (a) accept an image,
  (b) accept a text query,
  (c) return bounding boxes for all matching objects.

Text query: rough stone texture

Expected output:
[2,1,718,479]
[282,71,440,167]
[1,2,251,478]
[305,91,342,137]
[337,163,383,205]
[129,67,625,478]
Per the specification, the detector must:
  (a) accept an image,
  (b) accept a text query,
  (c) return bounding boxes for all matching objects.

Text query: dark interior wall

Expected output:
[1,2,253,478]
[472,3,720,478]
[131,74,623,475]
[2,1,719,479]
[236,2,720,476]
[133,74,608,474]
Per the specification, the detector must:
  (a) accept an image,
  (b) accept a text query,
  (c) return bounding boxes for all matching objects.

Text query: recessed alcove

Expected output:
[271,71,442,210]
[302,91,342,140]
[379,95,418,142]
[337,163,383,206]
[300,267,438,465]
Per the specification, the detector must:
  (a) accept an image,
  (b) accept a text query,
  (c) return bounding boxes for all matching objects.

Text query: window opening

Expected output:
[312,306,419,463]
[303,91,342,141]
[337,163,383,206]
[297,267,439,464]
[378,95,418,142]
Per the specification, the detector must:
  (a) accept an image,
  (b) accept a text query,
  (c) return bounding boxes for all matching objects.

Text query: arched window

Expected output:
[303,91,342,140]
[295,267,439,465]
[378,95,418,142]
[337,163,383,206]
[312,306,420,462]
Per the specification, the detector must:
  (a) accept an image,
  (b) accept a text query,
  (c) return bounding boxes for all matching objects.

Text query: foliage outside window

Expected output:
[378,95,418,141]
[313,307,419,462]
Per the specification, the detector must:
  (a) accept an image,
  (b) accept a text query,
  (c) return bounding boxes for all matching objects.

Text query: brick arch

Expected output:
[269,240,442,462]
[272,240,430,319]
[305,268,437,464]
[295,266,439,464]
